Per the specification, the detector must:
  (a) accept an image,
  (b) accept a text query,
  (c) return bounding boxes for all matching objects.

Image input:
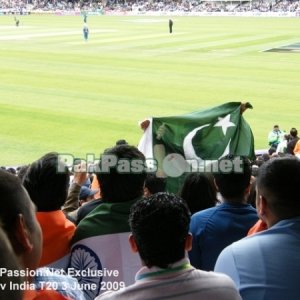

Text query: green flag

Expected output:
[138,102,255,193]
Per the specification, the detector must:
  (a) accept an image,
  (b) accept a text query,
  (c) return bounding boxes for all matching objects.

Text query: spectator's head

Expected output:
[256,157,300,225]
[180,172,218,214]
[16,164,30,181]
[0,169,42,275]
[129,192,191,269]
[268,147,277,156]
[79,186,97,205]
[214,155,252,202]
[115,139,128,146]
[22,152,70,212]
[97,145,146,203]
[144,174,166,197]
[290,128,298,138]
[251,164,259,177]
[6,167,16,175]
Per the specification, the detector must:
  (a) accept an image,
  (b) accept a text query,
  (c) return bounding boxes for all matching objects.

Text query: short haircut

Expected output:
[115,139,128,146]
[96,145,146,203]
[0,170,36,254]
[16,164,30,181]
[144,174,166,195]
[214,155,252,200]
[129,192,191,268]
[290,128,298,138]
[22,152,70,211]
[256,156,300,218]
[180,172,217,214]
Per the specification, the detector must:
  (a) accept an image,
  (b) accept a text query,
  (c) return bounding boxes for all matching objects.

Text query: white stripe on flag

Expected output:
[69,232,141,299]
[138,118,153,159]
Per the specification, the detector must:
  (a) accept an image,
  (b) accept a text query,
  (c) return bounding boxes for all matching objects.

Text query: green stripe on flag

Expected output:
[139,102,255,193]
[72,198,139,244]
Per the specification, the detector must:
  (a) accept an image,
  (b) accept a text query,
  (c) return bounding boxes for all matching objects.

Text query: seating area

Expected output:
[1,0,300,14]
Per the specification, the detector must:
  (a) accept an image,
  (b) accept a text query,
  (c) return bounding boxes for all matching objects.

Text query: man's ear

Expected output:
[213,178,219,192]
[184,233,193,252]
[129,234,139,253]
[245,183,251,196]
[257,195,267,219]
[15,214,34,253]
[143,187,150,197]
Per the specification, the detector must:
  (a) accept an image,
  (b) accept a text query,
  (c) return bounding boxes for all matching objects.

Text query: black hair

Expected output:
[22,152,70,211]
[144,174,166,195]
[116,139,128,146]
[256,156,300,218]
[179,172,218,214]
[290,128,298,138]
[97,145,146,203]
[214,155,251,200]
[6,167,16,175]
[16,164,30,182]
[129,192,191,268]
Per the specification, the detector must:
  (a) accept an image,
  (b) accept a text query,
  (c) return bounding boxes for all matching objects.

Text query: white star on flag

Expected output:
[214,114,236,135]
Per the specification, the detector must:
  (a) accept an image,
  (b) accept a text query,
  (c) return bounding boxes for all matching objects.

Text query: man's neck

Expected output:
[221,196,248,205]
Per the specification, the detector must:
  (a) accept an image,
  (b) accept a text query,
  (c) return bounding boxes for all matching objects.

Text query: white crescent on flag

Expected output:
[183,122,232,165]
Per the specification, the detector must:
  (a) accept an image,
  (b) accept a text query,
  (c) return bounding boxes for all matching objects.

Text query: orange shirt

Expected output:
[247,219,268,236]
[24,289,71,300]
[293,140,300,155]
[91,175,101,199]
[36,211,76,267]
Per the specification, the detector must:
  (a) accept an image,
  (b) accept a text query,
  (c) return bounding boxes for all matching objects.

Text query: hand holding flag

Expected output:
[138,102,255,193]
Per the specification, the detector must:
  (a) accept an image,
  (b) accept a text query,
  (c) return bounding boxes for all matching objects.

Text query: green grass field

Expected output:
[1,14,300,166]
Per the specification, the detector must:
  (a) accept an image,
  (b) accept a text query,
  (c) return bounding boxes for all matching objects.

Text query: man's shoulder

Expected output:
[191,203,253,220]
[72,200,135,243]
[192,206,218,219]
[191,268,237,286]
[96,268,239,300]
[77,199,102,217]
[190,206,224,231]
[95,289,127,300]
[222,230,269,254]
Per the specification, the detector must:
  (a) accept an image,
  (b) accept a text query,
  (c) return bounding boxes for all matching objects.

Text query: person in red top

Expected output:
[22,152,76,269]
[293,139,300,157]
[247,219,268,235]
[24,289,71,300]
[0,170,70,300]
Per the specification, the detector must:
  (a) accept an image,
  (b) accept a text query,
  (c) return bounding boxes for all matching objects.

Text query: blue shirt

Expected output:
[215,216,300,300]
[189,202,258,271]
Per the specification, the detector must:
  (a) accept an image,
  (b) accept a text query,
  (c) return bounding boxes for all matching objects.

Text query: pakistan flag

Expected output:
[138,102,255,193]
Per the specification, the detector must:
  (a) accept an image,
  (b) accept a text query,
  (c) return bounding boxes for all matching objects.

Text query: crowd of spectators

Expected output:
[1,0,300,14]
[0,134,300,299]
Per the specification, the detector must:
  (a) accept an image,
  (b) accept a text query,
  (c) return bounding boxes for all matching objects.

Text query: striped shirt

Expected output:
[96,257,241,300]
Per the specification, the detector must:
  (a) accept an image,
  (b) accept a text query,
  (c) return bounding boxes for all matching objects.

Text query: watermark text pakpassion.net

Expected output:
[0,267,124,291]
[57,154,245,177]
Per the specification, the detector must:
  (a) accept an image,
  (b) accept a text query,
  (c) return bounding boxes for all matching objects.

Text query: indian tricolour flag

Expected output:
[68,199,141,300]
[138,102,255,193]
